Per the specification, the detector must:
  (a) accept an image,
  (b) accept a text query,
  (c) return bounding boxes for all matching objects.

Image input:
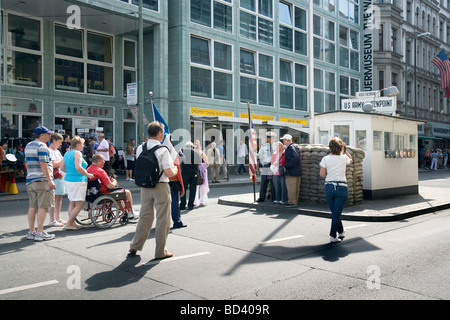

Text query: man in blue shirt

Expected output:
[25,126,56,241]
[281,134,302,208]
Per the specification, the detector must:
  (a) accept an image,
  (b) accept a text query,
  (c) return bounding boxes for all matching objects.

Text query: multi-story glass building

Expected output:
[1,0,449,162]
[1,0,166,149]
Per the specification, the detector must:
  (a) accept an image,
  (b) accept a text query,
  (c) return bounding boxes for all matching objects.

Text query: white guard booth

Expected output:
[314,110,423,200]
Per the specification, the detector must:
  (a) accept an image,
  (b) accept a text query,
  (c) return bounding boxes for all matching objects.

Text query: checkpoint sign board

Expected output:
[341,96,396,115]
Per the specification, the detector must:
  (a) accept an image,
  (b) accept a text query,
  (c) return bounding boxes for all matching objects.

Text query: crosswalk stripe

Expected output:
[259,235,305,244]
[0,280,59,296]
[143,251,211,265]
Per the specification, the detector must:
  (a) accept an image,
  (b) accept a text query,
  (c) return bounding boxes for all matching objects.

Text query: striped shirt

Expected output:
[25,140,53,185]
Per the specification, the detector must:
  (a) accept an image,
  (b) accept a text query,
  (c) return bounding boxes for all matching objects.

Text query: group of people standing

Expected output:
[420,148,449,170]
[256,132,302,208]
[25,127,136,241]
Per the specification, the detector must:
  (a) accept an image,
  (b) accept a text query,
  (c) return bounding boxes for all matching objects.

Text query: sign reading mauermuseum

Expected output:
[362,1,380,92]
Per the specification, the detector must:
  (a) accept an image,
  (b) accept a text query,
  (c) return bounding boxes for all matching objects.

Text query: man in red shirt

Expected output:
[87,154,137,219]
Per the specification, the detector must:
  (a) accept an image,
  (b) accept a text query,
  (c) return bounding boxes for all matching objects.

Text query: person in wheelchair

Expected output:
[87,154,138,220]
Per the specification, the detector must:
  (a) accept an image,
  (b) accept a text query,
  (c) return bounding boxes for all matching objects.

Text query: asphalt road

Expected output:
[0,181,449,310]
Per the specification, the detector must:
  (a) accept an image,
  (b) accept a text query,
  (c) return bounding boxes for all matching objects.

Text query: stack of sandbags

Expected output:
[297,144,365,206]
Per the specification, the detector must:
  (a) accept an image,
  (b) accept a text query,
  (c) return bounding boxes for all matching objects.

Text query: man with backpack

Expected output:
[128,121,178,259]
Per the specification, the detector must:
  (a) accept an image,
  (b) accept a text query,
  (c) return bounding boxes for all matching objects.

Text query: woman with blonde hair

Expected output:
[125,139,136,181]
[193,139,209,207]
[62,136,95,230]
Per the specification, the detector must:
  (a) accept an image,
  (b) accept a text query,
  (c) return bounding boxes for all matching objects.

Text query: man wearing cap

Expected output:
[256,131,276,202]
[25,126,57,241]
[281,134,302,208]
[95,133,111,176]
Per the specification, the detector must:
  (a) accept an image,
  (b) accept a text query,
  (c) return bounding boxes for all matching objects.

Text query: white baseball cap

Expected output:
[280,134,292,140]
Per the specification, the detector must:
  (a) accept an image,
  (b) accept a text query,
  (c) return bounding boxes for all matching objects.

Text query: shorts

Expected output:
[53,178,66,196]
[65,181,88,202]
[126,160,135,171]
[27,180,55,209]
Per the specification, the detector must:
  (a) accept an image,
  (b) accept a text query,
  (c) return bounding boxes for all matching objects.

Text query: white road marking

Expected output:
[0,280,59,296]
[143,251,211,265]
[259,235,305,244]
[345,224,368,230]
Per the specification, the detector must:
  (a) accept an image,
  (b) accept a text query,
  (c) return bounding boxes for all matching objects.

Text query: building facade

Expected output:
[372,0,450,149]
[1,0,449,164]
[1,0,167,150]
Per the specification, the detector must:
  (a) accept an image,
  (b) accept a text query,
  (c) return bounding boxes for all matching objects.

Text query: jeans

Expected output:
[272,175,287,203]
[325,183,348,237]
[171,188,181,225]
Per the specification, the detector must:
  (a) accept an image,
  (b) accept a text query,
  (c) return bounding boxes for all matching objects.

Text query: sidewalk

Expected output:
[219,168,450,222]
[2,169,450,222]
[0,171,253,202]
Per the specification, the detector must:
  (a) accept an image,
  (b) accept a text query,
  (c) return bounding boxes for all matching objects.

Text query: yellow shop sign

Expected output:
[239,113,274,121]
[279,117,308,125]
[190,107,234,117]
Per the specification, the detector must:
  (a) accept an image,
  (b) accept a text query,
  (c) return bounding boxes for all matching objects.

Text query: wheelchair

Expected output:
[75,179,132,228]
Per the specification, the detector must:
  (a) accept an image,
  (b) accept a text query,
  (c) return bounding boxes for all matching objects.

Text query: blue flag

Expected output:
[152,102,170,137]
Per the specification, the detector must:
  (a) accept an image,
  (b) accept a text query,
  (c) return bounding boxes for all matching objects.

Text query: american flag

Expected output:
[431,50,450,90]
[248,106,258,183]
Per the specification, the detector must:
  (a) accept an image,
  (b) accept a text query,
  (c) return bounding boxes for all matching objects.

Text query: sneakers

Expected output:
[126,178,135,181]
[338,231,346,239]
[329,236,341,243]
[127,212,139,220]
[26,230,37,240]
[49,220,64,227]
[34,231,55,242]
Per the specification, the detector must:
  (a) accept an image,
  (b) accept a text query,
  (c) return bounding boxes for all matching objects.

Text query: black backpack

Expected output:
[134,143,167,188]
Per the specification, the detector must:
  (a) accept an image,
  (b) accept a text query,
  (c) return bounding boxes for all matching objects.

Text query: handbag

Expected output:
[197,172,204,185]
[53,167,63,179]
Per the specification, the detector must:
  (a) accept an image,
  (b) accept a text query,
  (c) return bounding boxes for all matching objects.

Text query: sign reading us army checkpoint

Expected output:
[341,96,396,115]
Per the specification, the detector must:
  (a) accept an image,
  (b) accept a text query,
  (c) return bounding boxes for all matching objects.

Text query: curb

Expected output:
[217,197,450,222]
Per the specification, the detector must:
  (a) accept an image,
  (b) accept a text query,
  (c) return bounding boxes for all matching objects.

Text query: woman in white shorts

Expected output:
[62,136,94,230]
[48,133,66,226]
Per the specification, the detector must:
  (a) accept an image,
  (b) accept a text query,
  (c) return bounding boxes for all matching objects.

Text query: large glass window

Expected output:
[191,36,233,100]
[279,3,307,56]
[338,0,358,24]
[122,0,159,11]
[8,14,40,51]
[240,49,274,106]
[280,59,308,111]
[55,25,83,58]
[339,26,359,71]
[240,0,274,45]
[191,0,233,33]
[191,0,211,26]
[313,15,335,64]
[214,2,232,33]
[314,68,335,112]
[123,40,137,96]
[5,14,42,88]
[54,24,113,95]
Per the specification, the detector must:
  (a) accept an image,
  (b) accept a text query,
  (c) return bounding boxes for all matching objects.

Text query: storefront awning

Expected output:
[418,135,443,141]
[263,120,310,134]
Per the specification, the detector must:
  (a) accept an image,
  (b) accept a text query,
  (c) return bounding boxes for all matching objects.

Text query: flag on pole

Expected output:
[151,94,184,196]
[431,50,450,90]
[445,86,450,98]
[247,103,258,183]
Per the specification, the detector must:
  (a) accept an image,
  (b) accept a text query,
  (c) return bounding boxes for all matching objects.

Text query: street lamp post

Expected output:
[413,32,431,120]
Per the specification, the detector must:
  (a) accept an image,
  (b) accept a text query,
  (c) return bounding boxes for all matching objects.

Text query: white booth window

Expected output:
[373,130,382,150]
